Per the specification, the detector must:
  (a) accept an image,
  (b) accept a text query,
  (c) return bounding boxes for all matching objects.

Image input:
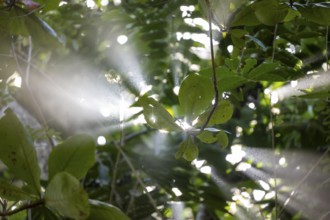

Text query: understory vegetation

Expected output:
[0,0,329,219]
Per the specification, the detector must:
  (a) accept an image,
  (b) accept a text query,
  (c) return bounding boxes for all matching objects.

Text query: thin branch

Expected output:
[326,26,329,71]
[268,93,278,219]
[112,141,163,218]
[200,0,219,133]
[271,24,278,62]
[0,200,44,217]
[278,147,330,216]
[11,39,55,149]
[109,151,121,203]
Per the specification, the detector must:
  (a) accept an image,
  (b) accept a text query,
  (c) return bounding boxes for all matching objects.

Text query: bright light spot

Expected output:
[271,92,279,104]
[253,190,265,201]
[322,62,328,71]
[279,157,287,167]
[150,115,156,123]
[133,113,146,125]
[117,35,128,45]
[99,106,111,117]
[192,159,205,169]
[227,45,233,53]
[200,166,212,174]
[226,145,246,165]
[86,0,96,8]
[159,129,169,134]
[250,120,257,126]
[113,0,121,5]
[248,102,256,109]
[229,202,237,214]
[264,191,275,200]
[146,186,156,192]
[183,32,191,40]
[101,0,109,6]
[176,120,192,131]
[171,187,182,197]
[8,72,22,88]
[59,1,67,6]
[190,64,200,71]
[271,107,281,115]
[290,80,298,88]
[264,88,271,95]
[173,86,180,95]
[236,126,243,137]
[296,166,300,170]
[285,43,296,54]
[97,136,106,145]
[259,180,270,191]
[139,85,152,96]
[235,162,251,171]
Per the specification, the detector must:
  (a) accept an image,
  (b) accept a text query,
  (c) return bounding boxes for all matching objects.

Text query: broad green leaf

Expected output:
[45,172,89,220]
[241,58,257,75]
[34,0,61,11]
[217,131,229,148]
[0,180,36,201]
[252,1,289,26]
[297,3,330,25]
[87,200,131,220]
[48,134,96,181]
[1,8,29,36]
[176,136,199,161]
[136,96,182,132]
[179,73,214,121]
[230,5,261,27]
[195,100,233,127]
[225,58,240,71]
[0,109,40,196]
[247,62,280,80]
[197,131,218,144]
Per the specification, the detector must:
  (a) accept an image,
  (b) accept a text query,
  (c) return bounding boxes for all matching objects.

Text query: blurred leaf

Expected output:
[179,73,214,121]
[197,130,218,144]
[252,0,289,26]
[217,130,229,148]
[87,200,131,220]
[0,109,40,196]
[48,134,96,181]
[45,172,89,220]
[297,3,330,25]
[247,62,280,80]
[230,5,261,27]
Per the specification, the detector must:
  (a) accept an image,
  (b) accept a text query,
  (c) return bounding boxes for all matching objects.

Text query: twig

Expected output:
[11,38,55,149]
[0,200,44,217]
[268,93,278,219]
[326,26,329,71]
[113,141,163,218]
[200,0,219,133]
[278,147,330,216]
[271,24,278,62]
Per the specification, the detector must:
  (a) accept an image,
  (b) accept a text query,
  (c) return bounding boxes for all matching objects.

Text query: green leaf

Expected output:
[197,131,218,144]
[0,109,40,196]
[217,131,229,148]
[179,73,214,121]
[297,3,330,25]
[252,0,289,26]
[176,136,199,161]
[195,100,234,127]
[34,0,61,11]
[45,172,90,220]
[241,58,257,75]
[230,5,261,27]
[48,134,96,181]
[245,35,267,51]
[247,62,280,80]
[87,200,131,220]
[0,180,36,201]
[136,96,182,132]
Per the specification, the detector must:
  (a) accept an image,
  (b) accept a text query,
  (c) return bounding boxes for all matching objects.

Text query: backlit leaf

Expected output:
[88,200,131,220]
[0,180,36,201]
[297,3,330,25]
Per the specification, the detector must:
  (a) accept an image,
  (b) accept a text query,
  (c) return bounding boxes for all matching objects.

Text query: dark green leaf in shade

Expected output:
[48,134,96,181]
[45,172,90,220]
[217,130,229,148]
[252,0,289,26]
[230,5,261,27]
[247,62,280,80]
[0,109,41,196]
[179,73,214,121]
[87,200,131,220]
[136,96,182,132]
[297,3,330,26]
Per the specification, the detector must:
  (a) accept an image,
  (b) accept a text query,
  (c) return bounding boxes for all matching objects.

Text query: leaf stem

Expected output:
[271,24,278,62]
[200,0,219,133]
